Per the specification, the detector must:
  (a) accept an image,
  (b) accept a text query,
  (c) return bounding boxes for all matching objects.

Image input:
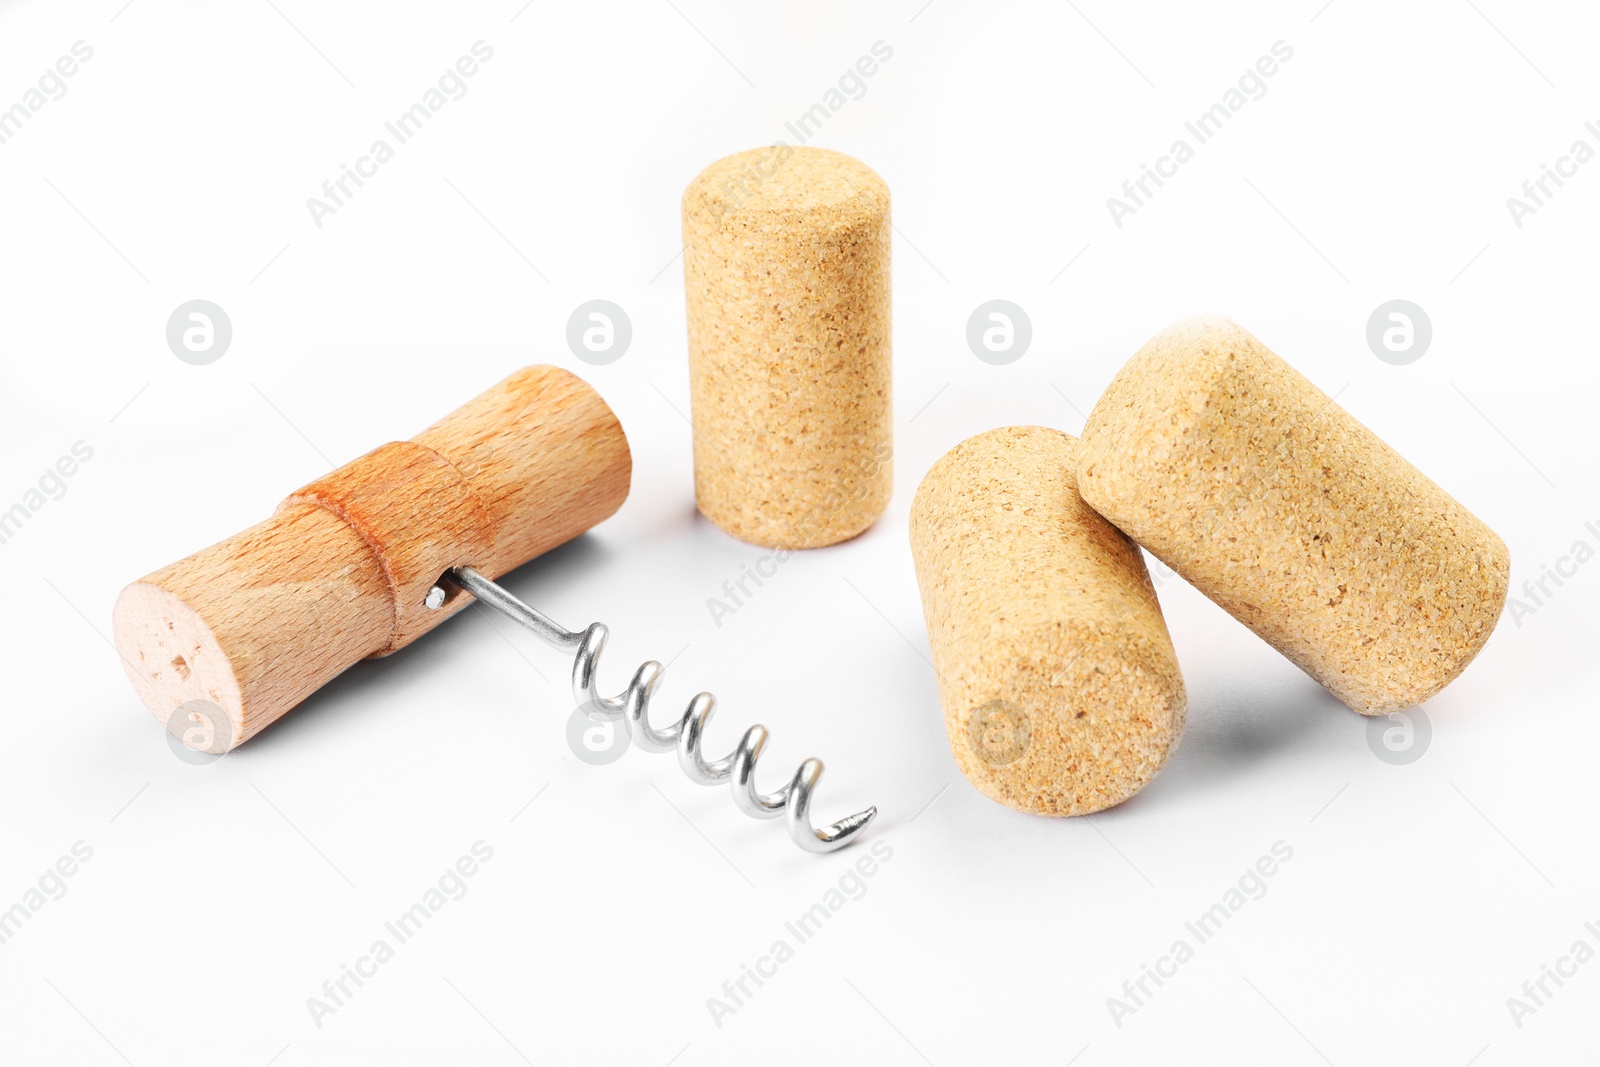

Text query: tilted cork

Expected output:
[909,426,1186,816]
[682,145,892,549]
[1076,316,1511,714]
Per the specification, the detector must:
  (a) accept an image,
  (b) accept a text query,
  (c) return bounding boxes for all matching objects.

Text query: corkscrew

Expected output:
[441,566,879,853]
[112,365,876,856]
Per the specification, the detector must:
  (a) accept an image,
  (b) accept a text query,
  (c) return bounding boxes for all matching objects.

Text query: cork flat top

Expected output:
[683,145,889,225]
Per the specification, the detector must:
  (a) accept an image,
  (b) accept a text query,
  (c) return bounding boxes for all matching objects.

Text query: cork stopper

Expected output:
[682,145,892,549]
[909,426,1187,816]
[1076,317,1511,714]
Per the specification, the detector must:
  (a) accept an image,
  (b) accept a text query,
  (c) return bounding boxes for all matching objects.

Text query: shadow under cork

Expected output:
[232,532,616,757]
[1115,671,1352,812]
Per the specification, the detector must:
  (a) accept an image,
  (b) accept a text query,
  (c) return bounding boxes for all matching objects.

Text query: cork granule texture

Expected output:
[683,145,891,549]
[1076,316,1511,714]
[909,426,1186,817]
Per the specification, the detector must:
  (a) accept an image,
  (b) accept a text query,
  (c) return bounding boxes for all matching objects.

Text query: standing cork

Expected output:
[909,426,1186,816]
[1076,317,1510,714]
[682,145,892,549]
[113,365,631,751]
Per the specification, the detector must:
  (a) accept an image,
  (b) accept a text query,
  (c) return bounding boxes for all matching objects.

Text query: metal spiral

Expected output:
[442,566,877,853]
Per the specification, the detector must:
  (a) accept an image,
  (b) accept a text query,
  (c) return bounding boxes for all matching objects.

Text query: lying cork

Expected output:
[909,426,1186,816]
[682,145,892,549]
[1076,316,1510,714]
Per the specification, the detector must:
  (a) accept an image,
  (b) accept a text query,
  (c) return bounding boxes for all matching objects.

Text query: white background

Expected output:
[2,1,1597,1063]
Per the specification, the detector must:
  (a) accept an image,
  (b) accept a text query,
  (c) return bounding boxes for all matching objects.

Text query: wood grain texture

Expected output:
[113,365,631,750]
[282,440,497,653]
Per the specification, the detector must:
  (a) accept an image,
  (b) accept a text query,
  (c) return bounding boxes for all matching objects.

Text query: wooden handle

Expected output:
[112,365,632,751]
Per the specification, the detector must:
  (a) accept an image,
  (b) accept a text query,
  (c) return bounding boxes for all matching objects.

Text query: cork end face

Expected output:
[1076,315,1258,507]
[909,425,1189,817]
[683,145,889,226]
[950,637,1188,817]
[113,582,246,754]
[1327,527,1512,714]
